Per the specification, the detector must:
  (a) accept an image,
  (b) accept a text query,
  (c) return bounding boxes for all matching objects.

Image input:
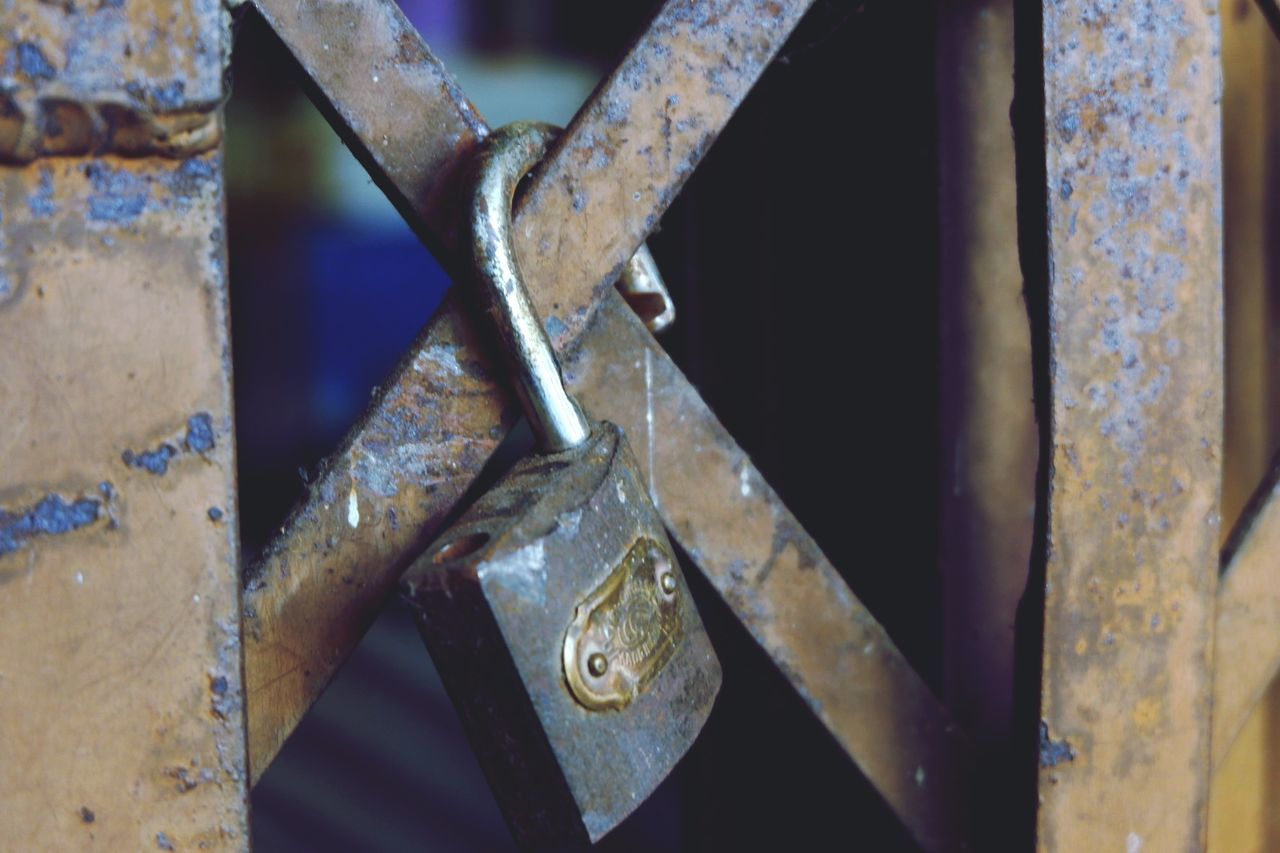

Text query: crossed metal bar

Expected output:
[238,0,1273,849]
[242,0,971,848]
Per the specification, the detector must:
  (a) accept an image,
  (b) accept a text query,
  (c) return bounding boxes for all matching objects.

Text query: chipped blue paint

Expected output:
[86,162,149,224]
[184,412,216,453]
[1047,0,1218,481]
[0,494,101,556]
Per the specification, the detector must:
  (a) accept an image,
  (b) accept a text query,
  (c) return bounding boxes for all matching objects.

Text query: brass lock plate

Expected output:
[563,536,683,711]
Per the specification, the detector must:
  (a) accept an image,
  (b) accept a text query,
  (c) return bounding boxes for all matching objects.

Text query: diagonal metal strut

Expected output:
[242,0,976,848]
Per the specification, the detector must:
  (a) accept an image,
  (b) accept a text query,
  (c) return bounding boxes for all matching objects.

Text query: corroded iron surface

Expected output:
[0,5,247,846]
[0,1,226,161]
[1035,1,1224,849]
[243,0,815,778]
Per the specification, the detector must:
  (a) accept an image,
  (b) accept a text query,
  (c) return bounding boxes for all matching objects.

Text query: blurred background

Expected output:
[225,0,1280,849]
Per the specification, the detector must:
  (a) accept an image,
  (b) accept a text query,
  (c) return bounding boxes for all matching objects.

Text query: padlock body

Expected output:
[401,422,721,846]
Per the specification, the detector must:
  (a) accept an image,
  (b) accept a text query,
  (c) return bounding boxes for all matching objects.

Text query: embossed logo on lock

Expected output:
[564,537,683,710]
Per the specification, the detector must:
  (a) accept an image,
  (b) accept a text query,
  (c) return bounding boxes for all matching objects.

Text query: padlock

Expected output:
[400,122,721,847]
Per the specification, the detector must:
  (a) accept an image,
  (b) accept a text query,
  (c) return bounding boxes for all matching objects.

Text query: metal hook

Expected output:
[469,122,592,452]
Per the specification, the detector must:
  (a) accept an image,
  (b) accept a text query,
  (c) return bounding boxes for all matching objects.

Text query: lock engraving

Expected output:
[564,537,683,710]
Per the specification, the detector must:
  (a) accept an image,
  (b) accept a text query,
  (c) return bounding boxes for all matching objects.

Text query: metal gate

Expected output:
[1,0,1274,849]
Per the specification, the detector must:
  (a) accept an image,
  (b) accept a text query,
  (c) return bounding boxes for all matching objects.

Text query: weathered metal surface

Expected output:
[0,0,226,161]
[239,2,978,847]
[0,4,247,848]
[403,423,719,845]
[1208,676,1280,852]
[243,0,815,778]
[1220,0,1274,537]
[1214,459,1280,770]
[567,293,976,851]
[937,0,1034,751]
[1035,1,1224,849]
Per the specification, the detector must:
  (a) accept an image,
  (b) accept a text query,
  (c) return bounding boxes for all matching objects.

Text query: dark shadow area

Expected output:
[1009,0,1049,848]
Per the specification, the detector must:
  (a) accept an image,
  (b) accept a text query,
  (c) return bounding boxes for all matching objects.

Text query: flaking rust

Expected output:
[1035,0,1224,849]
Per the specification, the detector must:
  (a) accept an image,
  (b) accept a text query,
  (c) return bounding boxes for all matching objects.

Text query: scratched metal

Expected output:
[1213,459,1280,770]
[402,422,720,845]
[243,0,814,778]
[1036,1,1223,849]
[0,4,248,848]
[0,0,226,161]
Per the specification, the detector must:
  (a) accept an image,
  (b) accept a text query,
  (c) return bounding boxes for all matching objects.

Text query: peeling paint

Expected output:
[13,42,57,82]
[122,443,177,475]
[1037,0,1223,845]
[26,168,56,218]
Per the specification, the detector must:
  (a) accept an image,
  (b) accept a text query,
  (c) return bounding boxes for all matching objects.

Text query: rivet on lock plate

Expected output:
[400,122,721,847]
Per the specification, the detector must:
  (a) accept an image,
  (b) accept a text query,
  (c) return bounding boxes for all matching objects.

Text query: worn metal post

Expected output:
[0,2,248,849]
[1034,1,1224,848]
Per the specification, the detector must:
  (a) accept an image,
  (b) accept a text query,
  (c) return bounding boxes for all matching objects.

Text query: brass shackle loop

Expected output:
[469,122,591,452]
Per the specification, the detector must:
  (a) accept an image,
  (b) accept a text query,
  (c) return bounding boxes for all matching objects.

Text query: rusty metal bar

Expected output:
[569,294,974,851]
[1034,1,1224,848]
[0,2,248,849]
[242,0,976,846]
[1214,459,1280,770]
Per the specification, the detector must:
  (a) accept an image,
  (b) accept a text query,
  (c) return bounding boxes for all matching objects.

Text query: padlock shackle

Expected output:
[469,122,592,453]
